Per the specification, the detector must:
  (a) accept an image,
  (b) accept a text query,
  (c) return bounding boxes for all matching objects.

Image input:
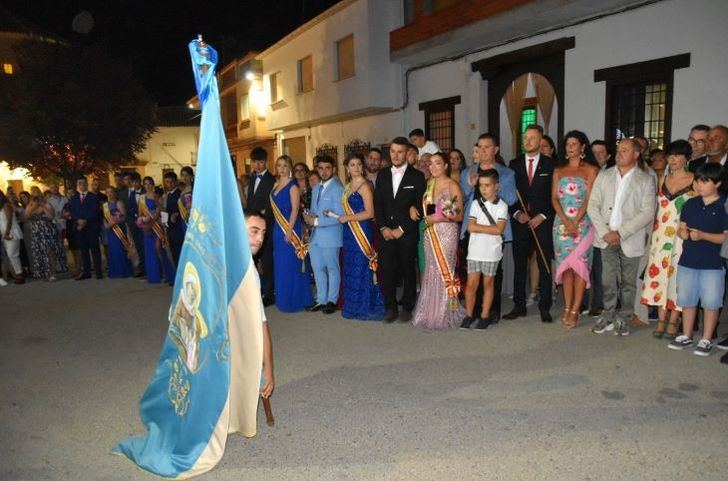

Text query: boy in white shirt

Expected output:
[461,169,508,330]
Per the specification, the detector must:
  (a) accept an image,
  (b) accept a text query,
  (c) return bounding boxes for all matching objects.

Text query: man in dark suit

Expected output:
[688,125,728,194]
[69,177,103,280]
[247,146,277,305]
[115,172,129,206]
[374,136,427,322]
[126,172,145,277]
[163,171,184,266]
[503,124,555,323]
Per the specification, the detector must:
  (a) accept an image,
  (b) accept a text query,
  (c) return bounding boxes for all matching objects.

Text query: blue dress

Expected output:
[342,191,386,320]
[107,202,133,278]
[143,198,175,284]
[272,181,313,312]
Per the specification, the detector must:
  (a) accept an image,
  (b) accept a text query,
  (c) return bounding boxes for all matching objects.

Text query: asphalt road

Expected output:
[2,277,727,481]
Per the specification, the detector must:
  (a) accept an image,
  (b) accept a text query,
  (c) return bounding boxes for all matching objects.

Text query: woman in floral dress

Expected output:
[552,131,599,329]
[641,140,694,339]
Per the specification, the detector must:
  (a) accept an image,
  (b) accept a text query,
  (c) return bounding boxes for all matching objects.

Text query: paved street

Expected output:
[2,277,727,481]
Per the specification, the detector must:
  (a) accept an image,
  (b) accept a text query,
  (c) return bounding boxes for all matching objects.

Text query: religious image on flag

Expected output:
[113,37,264,479]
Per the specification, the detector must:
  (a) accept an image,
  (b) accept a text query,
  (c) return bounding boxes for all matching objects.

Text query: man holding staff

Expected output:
[503,124,555,323]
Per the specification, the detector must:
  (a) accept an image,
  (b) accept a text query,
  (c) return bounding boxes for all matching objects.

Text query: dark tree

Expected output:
[0,40,157,185]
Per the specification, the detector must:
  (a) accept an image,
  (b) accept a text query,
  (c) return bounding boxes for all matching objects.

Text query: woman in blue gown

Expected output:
[339,153,385,320]
[139,178,175,284]
[103,187,133,278]
[270,155,314,312]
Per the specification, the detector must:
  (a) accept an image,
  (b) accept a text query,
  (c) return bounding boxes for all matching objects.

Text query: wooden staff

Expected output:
[262,397,275,427]
[515,189,551,275]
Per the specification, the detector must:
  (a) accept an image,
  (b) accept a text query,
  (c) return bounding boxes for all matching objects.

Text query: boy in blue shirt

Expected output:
[669,163,728,356]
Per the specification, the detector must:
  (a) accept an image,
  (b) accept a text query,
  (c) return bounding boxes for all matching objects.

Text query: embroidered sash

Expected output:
[139,196,174,264]
[103,202,133,252]
[269,192,308,271]
[342,192,378,284]
[178,192,191,226]
[423,180,460,310]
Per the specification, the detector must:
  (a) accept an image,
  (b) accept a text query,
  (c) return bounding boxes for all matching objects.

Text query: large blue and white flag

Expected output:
[113,38,264,479]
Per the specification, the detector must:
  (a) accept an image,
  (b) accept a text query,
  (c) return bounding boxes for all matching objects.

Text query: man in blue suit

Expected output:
[69,177,103,279]
[304,155,344,314]
[126,172,145,277]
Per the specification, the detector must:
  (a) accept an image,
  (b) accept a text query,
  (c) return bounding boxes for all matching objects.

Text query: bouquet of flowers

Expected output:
[437,195,460,219]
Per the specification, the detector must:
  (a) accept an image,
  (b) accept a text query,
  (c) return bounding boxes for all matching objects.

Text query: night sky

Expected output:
[2,0,340,105]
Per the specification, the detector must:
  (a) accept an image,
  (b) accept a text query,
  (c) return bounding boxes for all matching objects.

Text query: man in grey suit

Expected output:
[587,138,656,337]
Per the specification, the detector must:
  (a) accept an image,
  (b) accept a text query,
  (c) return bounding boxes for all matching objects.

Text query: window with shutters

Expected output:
[297,56,313,93]
[335,35,355,81]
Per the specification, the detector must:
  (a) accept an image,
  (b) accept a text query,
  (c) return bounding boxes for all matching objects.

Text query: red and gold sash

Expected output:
[103,202,133,252]
[269,192,308,271]
[342,192,378,284]
[178,194,190,226]
[139,195,170,252]
[423,180,460,310]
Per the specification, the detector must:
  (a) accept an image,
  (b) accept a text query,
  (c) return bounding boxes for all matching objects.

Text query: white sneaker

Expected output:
[0,278,7,287]
[526,292,538,306]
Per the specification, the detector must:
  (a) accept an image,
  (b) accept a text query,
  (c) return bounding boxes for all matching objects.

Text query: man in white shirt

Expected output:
[409,128,440,158]
[46,183,68,235]
[587,138,656,337]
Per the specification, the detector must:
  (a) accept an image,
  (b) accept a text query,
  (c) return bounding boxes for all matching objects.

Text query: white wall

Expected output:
[262,0,402,131]
[279,110,402,173]
[403,0,728,154]
[136,126,199,181]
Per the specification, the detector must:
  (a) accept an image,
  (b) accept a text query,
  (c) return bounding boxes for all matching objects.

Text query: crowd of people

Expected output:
[0,168,193,286]
[2,123,728,365]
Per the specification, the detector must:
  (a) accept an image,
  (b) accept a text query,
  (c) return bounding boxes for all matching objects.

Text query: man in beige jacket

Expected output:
[587,138,656,336]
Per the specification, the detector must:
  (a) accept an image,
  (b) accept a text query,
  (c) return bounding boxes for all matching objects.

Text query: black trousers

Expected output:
[77,226,102,276]
[512,223,553,312]
[259,219,275,298]
[379,235,418,311]
[168,228,184,267]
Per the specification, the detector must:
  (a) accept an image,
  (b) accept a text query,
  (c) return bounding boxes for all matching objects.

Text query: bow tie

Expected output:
[254,173,264,180]
[391,165,406,175]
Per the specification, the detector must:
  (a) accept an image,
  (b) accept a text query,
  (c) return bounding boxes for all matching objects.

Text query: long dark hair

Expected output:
[449,149,466,172]
[559,130,599,168]
[431,151,451,177]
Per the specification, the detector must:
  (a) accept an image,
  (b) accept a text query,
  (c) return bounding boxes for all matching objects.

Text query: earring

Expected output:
[580,152,586,160]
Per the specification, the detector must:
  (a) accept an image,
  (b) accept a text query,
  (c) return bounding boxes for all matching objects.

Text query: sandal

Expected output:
[665,321,679,340]
[560,309,570,328]
[567,309,580,329]
[653,320,667,338]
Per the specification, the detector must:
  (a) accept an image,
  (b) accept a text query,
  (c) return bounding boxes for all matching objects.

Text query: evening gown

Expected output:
[412,187,464,329]
[143,197,175,284]
[553,176,595,286]
[342,191,385,320]
[272,181,313,312]
[106,202,133,279]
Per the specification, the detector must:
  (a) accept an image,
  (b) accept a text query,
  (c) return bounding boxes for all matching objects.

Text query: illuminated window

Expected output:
[519,106,537,154]
[240,94,250,120]
[3,63,13,75]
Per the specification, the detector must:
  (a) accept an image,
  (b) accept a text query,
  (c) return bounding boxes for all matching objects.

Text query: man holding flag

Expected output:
[113,37,266,479]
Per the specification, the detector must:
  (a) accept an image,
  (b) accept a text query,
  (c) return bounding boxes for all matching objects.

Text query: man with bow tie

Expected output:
[503,124,555,323]
[69,177,103,280]
[374,136,427,322]
[247,147,277,306]
[126,172,146,278]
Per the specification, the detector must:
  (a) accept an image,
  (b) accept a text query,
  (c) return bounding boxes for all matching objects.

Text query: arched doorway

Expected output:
[471,37,574,162]
[498,73,558,161]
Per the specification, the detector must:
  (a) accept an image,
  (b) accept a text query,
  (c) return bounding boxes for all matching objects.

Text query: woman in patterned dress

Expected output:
[24,195,68,281]
[640,140,695,339]
[552,131,599,329]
